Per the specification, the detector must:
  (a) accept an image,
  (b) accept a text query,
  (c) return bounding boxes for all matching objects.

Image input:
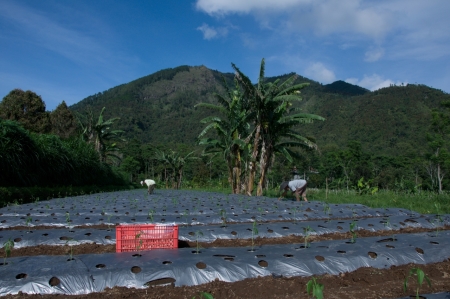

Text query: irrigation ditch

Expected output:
[0,190,450,299]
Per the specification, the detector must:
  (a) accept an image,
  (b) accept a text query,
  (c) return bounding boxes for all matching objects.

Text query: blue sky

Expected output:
[1,0,449,111]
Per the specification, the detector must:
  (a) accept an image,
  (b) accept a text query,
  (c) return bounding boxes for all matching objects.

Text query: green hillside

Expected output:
[70,66,450,158]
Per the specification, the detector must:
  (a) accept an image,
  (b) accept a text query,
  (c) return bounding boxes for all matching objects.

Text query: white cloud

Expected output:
[346,74,405,91]
[197,23,229,40]
[195,0,308,15]
[364,47,384,62]
[304,62,336,83]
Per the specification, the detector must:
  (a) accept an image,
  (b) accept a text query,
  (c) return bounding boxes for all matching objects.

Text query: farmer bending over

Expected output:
[141,179,156,194]
[278,180,308,202]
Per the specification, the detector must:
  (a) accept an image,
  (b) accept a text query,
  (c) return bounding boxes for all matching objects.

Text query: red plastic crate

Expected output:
[116,224,178,252]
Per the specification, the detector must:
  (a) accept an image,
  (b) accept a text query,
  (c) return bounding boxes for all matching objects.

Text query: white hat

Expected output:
[140,181,143,185]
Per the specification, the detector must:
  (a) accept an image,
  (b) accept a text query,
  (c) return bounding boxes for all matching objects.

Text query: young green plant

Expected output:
[194,230,203,254]
[251,221,259,251]
[66,238,77,261]
[135,231,144,255]
[404,268,431,299]
[2,239,14,266]
[349,220,358,243]
[192,292,214,299]
[306,277,324,299]
[303,226,314,248]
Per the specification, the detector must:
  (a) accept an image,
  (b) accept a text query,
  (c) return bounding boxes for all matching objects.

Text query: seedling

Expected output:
[192,292,214,299]
[106,215,113,230]
[219,209,227,226]
[135,231,144,255]
[147,209,155,223]
[292,207,301,225]
[25,216,33,231]
[323,203,331,216]
[65,212,72,228]
[303,226,314,248]
[349,221,358,243]
[250,221,259,251]
[194,230,203,254]
[182,210,190,227]
[65,238,77,261]
[306,277,324,299]
[404,268,431,299]
[2,239,14,266]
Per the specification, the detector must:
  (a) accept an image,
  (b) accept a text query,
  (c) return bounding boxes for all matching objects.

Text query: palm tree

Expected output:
[196,78,252,194]
[232,58,325,195]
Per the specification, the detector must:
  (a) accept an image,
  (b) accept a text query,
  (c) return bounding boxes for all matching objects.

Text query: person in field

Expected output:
[140,179,156,194]
[278,180,308,202]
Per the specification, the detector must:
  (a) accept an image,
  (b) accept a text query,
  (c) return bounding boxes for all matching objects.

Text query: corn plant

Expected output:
[2,239,14,266]
[349,220,358,243]
[323,203,331,216]
[303,226,314,248]
[250,221,259,251]
[306,277,324,299]
[404,268,431,299]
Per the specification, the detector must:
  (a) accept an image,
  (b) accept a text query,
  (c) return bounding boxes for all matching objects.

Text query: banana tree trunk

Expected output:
[246,125,261,196]
[257,142,271,196]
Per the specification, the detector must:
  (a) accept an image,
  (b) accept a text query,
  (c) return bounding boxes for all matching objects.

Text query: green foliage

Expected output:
[404,268,431,299]
[349,220,358,243]
[303,225,314,248]
[0,89,51,133]
[356,177,378,195]
[49,101,78,139]
[306,277,324,299]
[251,221,259,251]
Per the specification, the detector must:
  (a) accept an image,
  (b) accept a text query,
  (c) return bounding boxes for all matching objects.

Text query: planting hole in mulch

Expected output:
[337,226,343,230]
[377,238,397,243]
[132,254,142,257]
[42,233,48,236]
[231,231,237,235]
[282,227,289,230]
[337,250,346,254]
[267,229,274,233]
[415,247,424,254]
[430,241,440,244]
[14,238,21,242]
[191,250,202,254]
[258,260,268,267]
[67,258,75,261]
[49,276,60,287]
[144,277,176,287]
[85,233,91,236]
[105,235,111,240]
[315,255,325,262]
[96,264,106,269]
[15,273,27,279]
[188,232,195,236]
[405,219,418,223]
[283,254,294,258]
[368,252,378,259]
[196,262,207,269]
[60,236,70,241]
[386,245,395,248]
[162,261,172,265]
[131,266,141,273]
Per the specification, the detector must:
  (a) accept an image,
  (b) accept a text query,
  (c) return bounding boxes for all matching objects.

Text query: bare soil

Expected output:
[1,225,450,298]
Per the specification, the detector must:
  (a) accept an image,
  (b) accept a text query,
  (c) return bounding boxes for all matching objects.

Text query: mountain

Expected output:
[69,66,450,157]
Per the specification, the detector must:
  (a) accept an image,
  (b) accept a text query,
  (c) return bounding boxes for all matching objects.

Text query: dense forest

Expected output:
[2,63,450,198]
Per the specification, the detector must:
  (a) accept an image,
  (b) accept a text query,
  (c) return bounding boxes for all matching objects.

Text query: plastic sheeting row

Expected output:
[2,214,449,248]
[0,231,449,296]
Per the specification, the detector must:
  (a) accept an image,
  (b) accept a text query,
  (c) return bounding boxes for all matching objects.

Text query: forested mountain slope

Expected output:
[70,66,449,157]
